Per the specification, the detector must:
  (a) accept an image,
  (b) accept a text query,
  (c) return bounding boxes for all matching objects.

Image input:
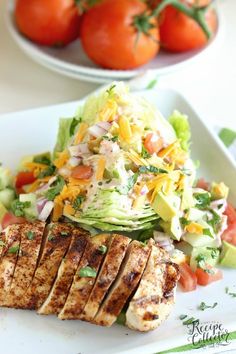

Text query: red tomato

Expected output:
[71,165,93,179]
[196,178,210,191]
[15,171,36,189]
[1,212,25,230]
[144,133,164,154]
[158,2,217,52]
[195,267,223,286]
[15,0,81,46]
[80,0,160,70]
[178,263,197,292]
[221,204,236,246]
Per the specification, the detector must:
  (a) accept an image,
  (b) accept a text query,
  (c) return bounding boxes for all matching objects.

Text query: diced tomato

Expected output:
[178,263,197,292]
[221,203,236,246]
[196,178,210,191]
[71,165,93,180]
[1,212,25,230]
[15,171,36,188]
[195,267,223,286]
[144,133,163,155]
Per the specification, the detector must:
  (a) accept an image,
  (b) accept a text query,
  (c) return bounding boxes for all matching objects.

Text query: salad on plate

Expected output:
[0,82,235,331]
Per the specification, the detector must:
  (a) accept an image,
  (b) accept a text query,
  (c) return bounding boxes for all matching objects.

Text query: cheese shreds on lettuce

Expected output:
[20,82,228,249]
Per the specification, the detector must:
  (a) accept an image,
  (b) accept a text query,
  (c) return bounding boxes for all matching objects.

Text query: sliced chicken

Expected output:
[126,241,179,332]
[59,233,110,320]
[38,227,89,315]
[21,222,72,309]
[0,224,23,305]
[80,234,131,322]
[94,240,150,327]
[4,221,46,308]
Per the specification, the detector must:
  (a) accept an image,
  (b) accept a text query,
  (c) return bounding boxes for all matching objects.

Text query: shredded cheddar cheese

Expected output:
[54,150,69,169]
[63,203,75,216]
[96,156,106,181]
[118,116,132,142]
[74,122,88,144]
[99,99,118,122]
[185,222,203,235]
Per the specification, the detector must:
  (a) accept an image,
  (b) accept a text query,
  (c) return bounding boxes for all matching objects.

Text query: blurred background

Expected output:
[0,0,235,131]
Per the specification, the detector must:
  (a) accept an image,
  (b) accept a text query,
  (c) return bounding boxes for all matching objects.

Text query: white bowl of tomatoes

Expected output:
[6,0,223,82]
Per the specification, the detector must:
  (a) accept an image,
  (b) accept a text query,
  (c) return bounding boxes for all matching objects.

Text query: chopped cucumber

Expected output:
[19,193,38,219]
[190,246,220,271]
[0,188,15,209]
[0,167,13,190]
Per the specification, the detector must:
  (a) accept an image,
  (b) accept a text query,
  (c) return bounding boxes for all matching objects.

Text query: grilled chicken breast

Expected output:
[5,221,45,308]
[94,240,150,327]
[0,224,22,305]
[59,234,109,320]
[80,234,131,322]
[0,220,179,333]
[38,228,89,315]
[21,223,72,309]
[126,241,179,332]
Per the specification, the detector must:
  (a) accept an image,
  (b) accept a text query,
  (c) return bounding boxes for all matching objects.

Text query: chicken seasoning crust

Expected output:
[0,221,179,332]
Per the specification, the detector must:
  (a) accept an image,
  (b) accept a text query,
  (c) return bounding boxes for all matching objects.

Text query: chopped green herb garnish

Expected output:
[78,266,97,278]
[138,228,154,242]
[116,311,126,325]
[141,145,151,159]
[48,234,54,241]
[33,155,51,165]
[203,228,214,237]
[26,231,35,240]
[8,245,20,254]
[183,317,199,325]
[207,209,221,232]
[207,247,219,259]
[98,245,107,254]
[195,254,208,269]
[106,84,116,95]
[179,314,187,320]
[225,287,236,298]
[0,240,5,247]
[73,195,85,210]
[139,166,168,174]
[180,217,191,226]
[11,200,31,217]
[198,301,218,311]
[60,231,69,237]
[194,192,211,209]
[116,173,138,195]
[38,165,55,179]
[70,117,82,137]
[45,176,65,201]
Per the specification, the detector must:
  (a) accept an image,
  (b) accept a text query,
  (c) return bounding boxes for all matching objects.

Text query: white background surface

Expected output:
[0,0,236,132]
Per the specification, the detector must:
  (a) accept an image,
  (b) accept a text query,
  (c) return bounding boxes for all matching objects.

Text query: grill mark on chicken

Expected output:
[4,221,46,308]
[94,240,150,327]
[125,241,179,332]
[38,228,89,315]
[0,224,23,305]
[80,234,131,322]
[21,223,72,309]
[59,234,110,320]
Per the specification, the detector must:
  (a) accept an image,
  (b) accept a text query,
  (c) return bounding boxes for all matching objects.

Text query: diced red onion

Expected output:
[69,143,89,157]
[88,124,107,138]
[38,201,54,221]
[69,157,81,167]
[154,231,175,254]
[97,122,111,131]
[36,197,48,214]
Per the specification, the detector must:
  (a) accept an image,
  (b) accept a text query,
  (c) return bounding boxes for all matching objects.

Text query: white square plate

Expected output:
[0,88,235,354]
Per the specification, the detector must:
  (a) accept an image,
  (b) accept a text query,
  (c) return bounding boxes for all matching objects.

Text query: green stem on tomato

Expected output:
[151,0,212,39]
